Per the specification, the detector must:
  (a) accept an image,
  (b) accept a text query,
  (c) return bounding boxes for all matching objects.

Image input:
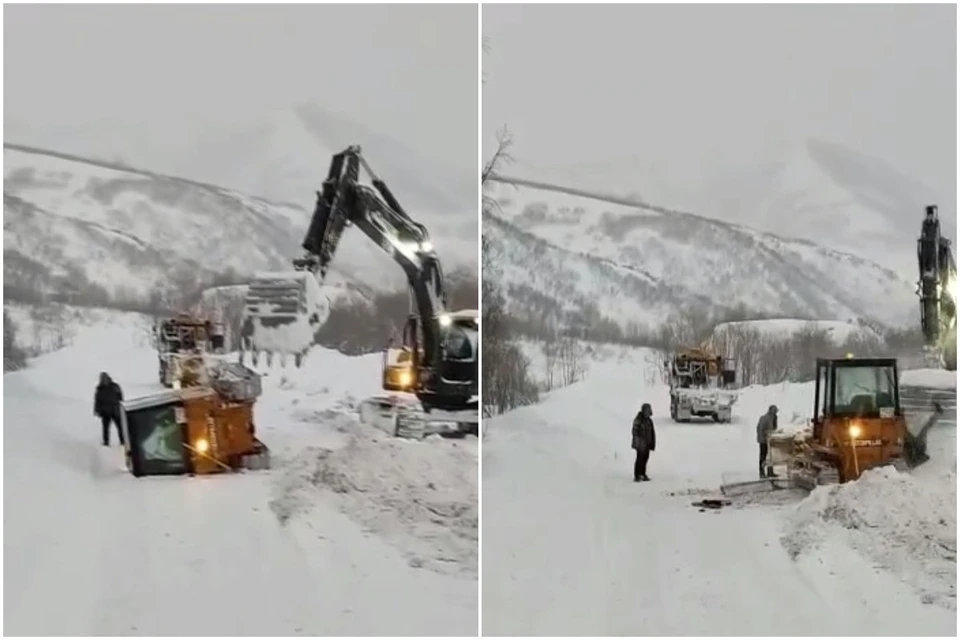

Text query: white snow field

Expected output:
[482,348,956,636]
[3,312,477,636]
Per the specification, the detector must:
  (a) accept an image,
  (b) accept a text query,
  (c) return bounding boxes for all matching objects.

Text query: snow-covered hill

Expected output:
[6,105,477,219]
[4,312,477,635]
[484,179,917,333]
[509,138,953,275]
[4,142,476,304]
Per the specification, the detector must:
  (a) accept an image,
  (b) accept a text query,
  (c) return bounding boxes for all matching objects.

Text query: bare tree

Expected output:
[556,336,587,386]
[542,339,558,391]
[3,311,28,372]
[481,122,541,416]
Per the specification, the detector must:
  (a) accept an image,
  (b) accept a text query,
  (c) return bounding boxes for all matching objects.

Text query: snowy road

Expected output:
[482,353,956,636]
[4,315,476,636]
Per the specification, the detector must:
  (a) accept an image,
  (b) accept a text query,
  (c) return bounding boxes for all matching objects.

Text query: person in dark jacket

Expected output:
[757,404,778,478]
[94,372,125,447]
[631,403,657,482]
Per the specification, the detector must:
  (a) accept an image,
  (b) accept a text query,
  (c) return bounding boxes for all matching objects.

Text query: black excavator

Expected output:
[239,146,478,434]
[916,204,957,371]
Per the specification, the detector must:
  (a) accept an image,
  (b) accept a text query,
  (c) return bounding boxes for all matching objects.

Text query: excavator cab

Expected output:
[810,357,907,482]
[382,320,419,392]
[381,311,478,409]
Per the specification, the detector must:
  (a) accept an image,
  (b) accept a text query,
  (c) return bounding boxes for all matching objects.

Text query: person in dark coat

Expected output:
[757,404,778,478]
[94,372,125,447]
[631,402,657,482]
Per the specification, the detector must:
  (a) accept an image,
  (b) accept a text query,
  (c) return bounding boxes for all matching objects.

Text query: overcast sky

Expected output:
[483,4,956,199]
[4,3,478,178]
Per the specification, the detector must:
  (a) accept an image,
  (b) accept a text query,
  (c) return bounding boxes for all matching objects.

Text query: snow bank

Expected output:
[270,419,478,578]
[782,466,957,611]
[901,368,958,390]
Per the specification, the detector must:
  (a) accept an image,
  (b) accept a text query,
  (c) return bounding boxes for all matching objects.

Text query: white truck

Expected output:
[666,348,738,423]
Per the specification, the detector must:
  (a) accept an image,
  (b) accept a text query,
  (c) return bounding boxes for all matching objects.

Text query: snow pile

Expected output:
[782,466,957,610]
[270,419,478,578]
[901,368,958,390]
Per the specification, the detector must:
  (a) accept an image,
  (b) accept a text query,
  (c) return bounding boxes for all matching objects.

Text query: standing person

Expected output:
[631,402,657,482]
[94,372,125,447]
[757,404,778,478]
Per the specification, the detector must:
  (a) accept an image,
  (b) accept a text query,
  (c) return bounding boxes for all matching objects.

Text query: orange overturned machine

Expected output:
[119,362,269,477]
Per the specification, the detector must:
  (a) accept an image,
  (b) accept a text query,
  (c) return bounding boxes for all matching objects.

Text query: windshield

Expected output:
[833,365,897,417]
[444,324,476,361]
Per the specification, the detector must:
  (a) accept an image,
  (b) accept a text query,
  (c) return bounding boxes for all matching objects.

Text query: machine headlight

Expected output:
[195,438,210,453]
[398,370,412,388]
[848,424,862,439]
[439,313,452,327]
[420,240,434,253]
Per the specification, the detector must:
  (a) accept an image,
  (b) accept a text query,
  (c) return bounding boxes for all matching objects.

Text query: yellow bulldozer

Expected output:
[722,355,942,496]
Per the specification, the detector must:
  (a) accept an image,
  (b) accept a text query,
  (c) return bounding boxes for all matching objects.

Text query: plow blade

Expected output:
[719,471,795,497]
[239,271,330,368]
[720,479,781,497]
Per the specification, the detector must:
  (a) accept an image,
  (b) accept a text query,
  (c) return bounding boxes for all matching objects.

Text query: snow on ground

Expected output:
[4,302,147,356]
[254,353,478,579]
[482,348,956,636]
[3,312,476,635]
[782,466,956,610]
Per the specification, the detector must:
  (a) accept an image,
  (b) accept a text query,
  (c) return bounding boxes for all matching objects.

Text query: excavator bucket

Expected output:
[239,270,331,368]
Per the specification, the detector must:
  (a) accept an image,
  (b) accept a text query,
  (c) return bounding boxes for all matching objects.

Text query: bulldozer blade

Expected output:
[240,271,330,363]
[720,477,794,497]
[720,479,777,497]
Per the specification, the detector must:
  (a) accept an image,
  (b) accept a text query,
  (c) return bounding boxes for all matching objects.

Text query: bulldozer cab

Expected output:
[811,357,905,481]
[813,357,900,422]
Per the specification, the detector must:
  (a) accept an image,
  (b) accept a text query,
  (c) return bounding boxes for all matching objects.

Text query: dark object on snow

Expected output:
[692,498,732,511]
[95,372,125,446]
[632,403,656,481]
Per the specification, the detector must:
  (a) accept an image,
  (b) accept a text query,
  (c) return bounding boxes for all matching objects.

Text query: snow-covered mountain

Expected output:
[509,138,953,276]
[4,142,476,305]
[5,105,477,217]
[483,179,918,333]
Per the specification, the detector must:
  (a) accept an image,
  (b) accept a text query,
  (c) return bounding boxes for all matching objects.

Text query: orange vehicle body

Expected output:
[794,356,908,484]
[178,388,267,475]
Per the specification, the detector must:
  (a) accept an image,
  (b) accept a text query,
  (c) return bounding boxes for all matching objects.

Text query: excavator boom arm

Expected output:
[293,146,449,368]
[917,205,957,345]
